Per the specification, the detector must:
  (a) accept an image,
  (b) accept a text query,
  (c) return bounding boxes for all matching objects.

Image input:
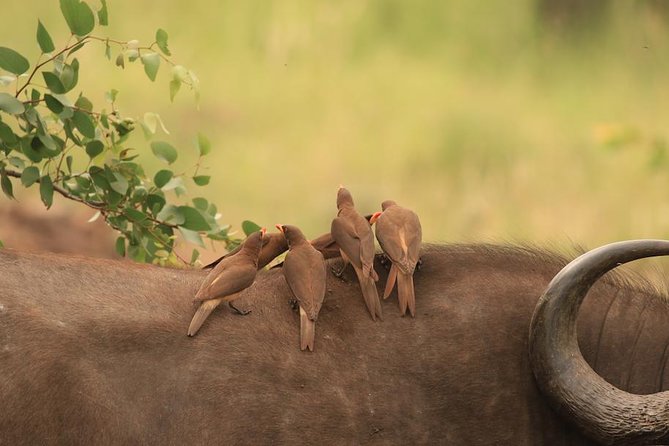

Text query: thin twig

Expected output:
[4,169,105,208]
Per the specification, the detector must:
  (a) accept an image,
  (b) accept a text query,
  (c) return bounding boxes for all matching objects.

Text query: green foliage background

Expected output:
[1,1,669,250]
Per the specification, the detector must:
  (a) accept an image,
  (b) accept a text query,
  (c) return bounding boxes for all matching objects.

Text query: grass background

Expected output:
[2,1,669,255]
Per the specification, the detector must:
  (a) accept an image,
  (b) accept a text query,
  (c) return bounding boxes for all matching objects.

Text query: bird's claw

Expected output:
[228,302,251,316]
[331,264,347,280]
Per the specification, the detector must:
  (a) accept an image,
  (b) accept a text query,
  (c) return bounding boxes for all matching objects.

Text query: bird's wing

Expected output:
[283,247,326,320]
[331,215,362,270]
[375,212,407,264]
[194,261,256,301]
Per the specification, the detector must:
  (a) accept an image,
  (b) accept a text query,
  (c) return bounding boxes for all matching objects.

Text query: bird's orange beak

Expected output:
[275,224,284,233]
[261,227,267,236]
[369,211,382,225]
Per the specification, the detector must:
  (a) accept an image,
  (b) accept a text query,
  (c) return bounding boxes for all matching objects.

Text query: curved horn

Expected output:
[529,239,669,446]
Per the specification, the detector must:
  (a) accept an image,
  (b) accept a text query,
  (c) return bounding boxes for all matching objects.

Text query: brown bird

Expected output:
[330,186,382,320]
[370,200,422,317]
[310,214,374,260]
[277,224,326,351]
[203,231,287,270]
[187,228,266,336]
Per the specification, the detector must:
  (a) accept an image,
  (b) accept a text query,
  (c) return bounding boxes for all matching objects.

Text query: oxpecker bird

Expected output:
[310,214,375,260]
[187,229,265,336]
[203,231,287,270]
[330,186,383,320]
[370,200,422,317]
[277,224,326,351]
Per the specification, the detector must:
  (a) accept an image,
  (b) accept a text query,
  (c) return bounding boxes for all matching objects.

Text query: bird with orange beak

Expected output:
[203,230,288,270]
[187,228,266,336]
[277,224,326,351]
[330,186,383,320]
[370,201,422,317]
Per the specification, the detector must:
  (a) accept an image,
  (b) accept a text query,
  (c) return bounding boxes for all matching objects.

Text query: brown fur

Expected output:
[0,244,668,444]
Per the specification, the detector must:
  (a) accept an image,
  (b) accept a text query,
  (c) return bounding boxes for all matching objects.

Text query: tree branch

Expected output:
[4,169,106,209]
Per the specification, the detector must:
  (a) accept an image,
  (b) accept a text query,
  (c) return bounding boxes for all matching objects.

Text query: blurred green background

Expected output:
[2,0,669,253]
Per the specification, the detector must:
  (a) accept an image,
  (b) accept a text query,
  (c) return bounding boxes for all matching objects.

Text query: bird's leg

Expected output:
[331,263,348,278]
[332,252,350,280]
[228,301,251,316]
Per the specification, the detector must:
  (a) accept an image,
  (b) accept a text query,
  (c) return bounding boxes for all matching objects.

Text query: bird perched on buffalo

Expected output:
[330,186,383,320]
[203,230,287,270]
[188,228,266,336]
[277,224,326,351]
[370,200,422,317]
[309,214,374,260]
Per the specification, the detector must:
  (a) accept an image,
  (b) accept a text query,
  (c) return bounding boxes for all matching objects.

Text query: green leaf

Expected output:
[190,249,200,265]
[155,28,171,56]
[39,176,53,208]
[197,132,211,156]
[0,170,14,199]
[179,206,211,231]
[72,110,96,138]
[0,93,25,115]
[115,53,125,68]
[115,236,126,256]
[0,240,4,249]
[42,72,66,94]
[178,227,204,248]
[193,175,210,186]
[192,197,208,211]
[169,79,181,102]
[36,20,55,53]
[44,94,64,114]
[74,94,92,112]
[109,172,128,195]
[0,121,18,145]
[154,169,173,188]
[21,137,42,163]
[7,157,24,169]
[160,177,183,194]
[125,208,148,222]
[151,141,177,164]
[21,166,40,187]
[98,0,108,26]
[156,204,185,225]
[242,220,262,236]
[60,60,79,92]
[0,47,30,75]
[60,0,95,37]
[66,155,73,174]
[105,89,118,103]
[67,41,87,56]
[141,52,160,82]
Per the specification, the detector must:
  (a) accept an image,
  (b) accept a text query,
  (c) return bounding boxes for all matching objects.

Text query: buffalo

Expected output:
[1,241,668,445]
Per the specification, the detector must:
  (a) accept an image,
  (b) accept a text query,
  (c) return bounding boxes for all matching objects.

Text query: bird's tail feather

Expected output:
[300,307,316,351]
[354,265,383,321]
[397,272,415,317]
[188,298,222,336]
[383,263,398,299]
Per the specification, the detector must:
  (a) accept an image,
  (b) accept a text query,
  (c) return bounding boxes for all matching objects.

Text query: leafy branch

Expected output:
[0,0,238,265]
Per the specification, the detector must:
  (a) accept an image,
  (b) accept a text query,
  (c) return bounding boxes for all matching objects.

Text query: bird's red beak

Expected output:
[275,224,284,233]
[369,211,382,225]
